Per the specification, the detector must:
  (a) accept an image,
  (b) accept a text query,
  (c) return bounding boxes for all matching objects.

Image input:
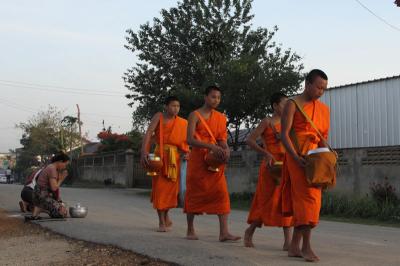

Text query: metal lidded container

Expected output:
[69,203,88,218]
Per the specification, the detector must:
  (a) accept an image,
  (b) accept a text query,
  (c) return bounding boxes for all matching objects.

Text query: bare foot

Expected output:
[302,248,320,262]
[186,231,199,240]
[157,225,168,232]
[219,233,241,242]
[244,228,255,247]
[288,247,302,258]
[283,242,290,251]
[166,219,173,227]
[19,201,27,213]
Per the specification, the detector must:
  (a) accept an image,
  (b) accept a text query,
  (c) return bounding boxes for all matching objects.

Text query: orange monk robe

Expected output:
[247,123,293,227]
[151,115,189,211]
[184,110,230,214]
[281,100,330,227]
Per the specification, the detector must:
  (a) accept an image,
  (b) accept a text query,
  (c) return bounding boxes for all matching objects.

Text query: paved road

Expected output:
[1,184,399,266]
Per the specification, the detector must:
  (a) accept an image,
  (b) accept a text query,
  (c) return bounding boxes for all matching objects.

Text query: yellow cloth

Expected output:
[155,144,178,182]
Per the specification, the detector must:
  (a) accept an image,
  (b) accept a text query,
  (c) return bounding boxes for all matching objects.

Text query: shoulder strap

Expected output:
[159,113,164,160]
[28,168,43,188]
[290,99,333,151]
[194,111,217,144]
[268,118,280,140]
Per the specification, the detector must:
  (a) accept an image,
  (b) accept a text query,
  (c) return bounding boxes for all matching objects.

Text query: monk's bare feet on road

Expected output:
[243,228,254,247]
[288,247,302,258]
[157,225,168,232]
[302,248,320,262]
[165,219,173,228]
[186,229,199,240]
[186,233,199,240]
[283,242,290,251]
[219,233,241,242]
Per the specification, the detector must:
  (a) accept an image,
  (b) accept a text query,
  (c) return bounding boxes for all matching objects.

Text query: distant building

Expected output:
[0,152,16,169]
[321,75,400,149]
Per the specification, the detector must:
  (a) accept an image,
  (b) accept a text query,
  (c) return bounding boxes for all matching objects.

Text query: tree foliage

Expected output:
[124,0,304,149]
[15,106,82,173]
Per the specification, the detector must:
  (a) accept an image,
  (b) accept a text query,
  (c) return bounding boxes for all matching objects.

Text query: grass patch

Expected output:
[229,191,400,228]
[320,215,400,228]
[321,191,400,223]
[230,192,253,211]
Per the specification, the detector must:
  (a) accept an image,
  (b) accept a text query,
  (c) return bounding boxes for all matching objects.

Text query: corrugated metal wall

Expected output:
[320,77,400,149]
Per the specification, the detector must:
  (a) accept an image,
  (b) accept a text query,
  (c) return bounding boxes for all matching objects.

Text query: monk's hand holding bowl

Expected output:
[263,152,275,167]
[210,145,225,162]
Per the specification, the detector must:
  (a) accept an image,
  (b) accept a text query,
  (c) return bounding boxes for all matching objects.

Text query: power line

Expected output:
[354,0,400,32]
[0,97,131,122]
[0,82,125,97]
[0,98,37,113]
[0,79,125,95]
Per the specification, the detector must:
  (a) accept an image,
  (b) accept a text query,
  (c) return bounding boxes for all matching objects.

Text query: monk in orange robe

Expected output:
[244,92,293,249]
[281,69,330,262]
[184,85,240,242]
[141,96,189,232]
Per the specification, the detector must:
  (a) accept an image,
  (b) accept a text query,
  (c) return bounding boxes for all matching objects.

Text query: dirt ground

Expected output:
[0,209,175,266]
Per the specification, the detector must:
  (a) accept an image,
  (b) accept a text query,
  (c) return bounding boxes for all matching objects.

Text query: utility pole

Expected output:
[76,104,83,155]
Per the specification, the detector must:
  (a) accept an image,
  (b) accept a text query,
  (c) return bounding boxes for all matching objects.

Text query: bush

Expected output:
[97,130,132,153]
[321,191,400,222]
[369,177,399,206]
[230,192,254,210]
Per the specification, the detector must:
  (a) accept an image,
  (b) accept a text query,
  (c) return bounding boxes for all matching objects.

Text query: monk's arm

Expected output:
[281,101,306,166]
[217,139,230,162]
[246,118,271,156]
[187,112,214,150]
[140,112,161,165]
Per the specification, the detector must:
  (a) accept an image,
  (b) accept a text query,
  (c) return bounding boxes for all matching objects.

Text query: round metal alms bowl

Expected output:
[69,205,88,218]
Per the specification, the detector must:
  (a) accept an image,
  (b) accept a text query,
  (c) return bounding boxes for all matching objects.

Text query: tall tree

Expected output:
[15,106,82,174]
[61,115,80,152]
[124,0,303,149]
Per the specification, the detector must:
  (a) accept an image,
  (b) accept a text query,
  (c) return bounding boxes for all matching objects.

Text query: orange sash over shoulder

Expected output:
[184,110,230,214]
[151,114,188,210]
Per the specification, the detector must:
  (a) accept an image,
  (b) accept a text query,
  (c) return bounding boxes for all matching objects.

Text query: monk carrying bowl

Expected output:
[146,153,163,176]
[204,151,225,172]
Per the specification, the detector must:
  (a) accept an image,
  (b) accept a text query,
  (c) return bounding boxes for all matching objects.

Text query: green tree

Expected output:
[124,0,303,150]
[61,115,81,152]
[15,106,82,174]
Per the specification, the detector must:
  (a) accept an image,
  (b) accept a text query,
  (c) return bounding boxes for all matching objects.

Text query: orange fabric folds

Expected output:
[151,115,189,210]
[247,123,293,227]
[184,110,230,214]
[281,100,330,227]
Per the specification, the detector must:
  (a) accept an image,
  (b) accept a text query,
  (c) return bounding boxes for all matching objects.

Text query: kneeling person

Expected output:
[27,153,69,220]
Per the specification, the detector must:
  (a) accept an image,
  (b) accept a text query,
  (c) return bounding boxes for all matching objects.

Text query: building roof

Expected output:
[329,74,400,91]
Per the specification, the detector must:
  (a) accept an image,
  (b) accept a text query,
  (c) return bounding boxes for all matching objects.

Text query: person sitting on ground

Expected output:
[26,153,70,220]
[19,166,45,213]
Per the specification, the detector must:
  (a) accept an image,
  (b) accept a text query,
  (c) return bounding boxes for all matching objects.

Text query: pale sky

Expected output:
[1,0,399,152]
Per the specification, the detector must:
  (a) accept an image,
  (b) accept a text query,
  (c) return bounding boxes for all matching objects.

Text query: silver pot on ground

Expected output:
[69,203,88,218]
